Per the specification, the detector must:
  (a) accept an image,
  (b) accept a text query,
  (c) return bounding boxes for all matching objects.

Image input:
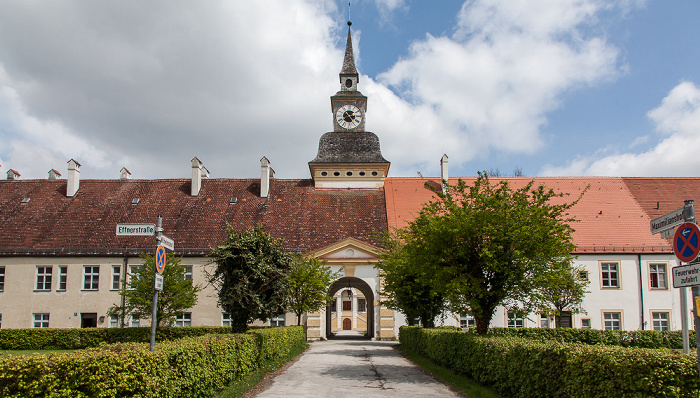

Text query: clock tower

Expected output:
[309,21,390,189]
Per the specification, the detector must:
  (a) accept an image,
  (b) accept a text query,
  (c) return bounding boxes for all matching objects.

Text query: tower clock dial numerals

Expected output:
[336,104,362,130]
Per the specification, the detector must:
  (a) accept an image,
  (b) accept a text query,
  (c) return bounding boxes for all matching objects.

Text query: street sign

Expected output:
[674,223,700,262]
[155,273,163,291]
[161,235,175,251]
[116,224,156,236]
[674,262,700,288]
[155,245,166,274]
[651,207,686,235]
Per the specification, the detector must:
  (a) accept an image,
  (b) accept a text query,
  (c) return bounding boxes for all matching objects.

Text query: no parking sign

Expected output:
[155,245,166,274]
[673,223,700,263]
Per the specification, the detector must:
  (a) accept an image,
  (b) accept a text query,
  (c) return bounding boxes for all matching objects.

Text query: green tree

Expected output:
[108,253,201,327]
[377,236,445,328]
[208,225,292,333]
[380,173,583,334]
[538,265,589,327]
[287,254,341,326]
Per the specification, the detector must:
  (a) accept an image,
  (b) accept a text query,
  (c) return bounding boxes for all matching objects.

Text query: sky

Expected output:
[1,0,700,180]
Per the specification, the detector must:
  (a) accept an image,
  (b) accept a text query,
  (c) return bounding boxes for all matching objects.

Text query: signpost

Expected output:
[116,215,175,352]
[650,207,686,235]
[673,223,700,263]
[672,262,700,288]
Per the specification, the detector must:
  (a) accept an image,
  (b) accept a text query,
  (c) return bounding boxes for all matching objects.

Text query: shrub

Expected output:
[0,326,305,398]
[400,326,699,398]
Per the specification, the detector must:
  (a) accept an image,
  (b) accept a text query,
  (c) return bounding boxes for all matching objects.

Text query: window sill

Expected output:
[81,289,99,292]
[33,290,52,293]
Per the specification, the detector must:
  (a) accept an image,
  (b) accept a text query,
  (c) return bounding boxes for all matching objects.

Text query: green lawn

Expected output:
[395,345,503,398]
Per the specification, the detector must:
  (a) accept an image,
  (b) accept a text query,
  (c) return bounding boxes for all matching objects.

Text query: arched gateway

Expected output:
[326,277,375,339]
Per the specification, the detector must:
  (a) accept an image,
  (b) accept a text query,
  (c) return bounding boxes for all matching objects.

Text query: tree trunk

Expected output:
[297,313,302,326]
[475,316,489,334]
[230,319,248,333]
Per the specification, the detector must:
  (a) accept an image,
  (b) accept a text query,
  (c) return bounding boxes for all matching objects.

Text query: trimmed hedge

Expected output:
[0,326,245,350]
[401,326,700,398]
[0,326,305,398]
[486,326,695,350]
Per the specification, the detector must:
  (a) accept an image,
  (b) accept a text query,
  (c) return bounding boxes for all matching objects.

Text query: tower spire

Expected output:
[340,20,358,81]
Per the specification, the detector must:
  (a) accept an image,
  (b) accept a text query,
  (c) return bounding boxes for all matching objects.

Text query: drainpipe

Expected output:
[122,248,128,328]
[637,253,644,330]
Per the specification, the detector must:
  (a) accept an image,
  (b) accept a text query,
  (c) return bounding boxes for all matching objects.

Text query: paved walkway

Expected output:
[254,339,462,397]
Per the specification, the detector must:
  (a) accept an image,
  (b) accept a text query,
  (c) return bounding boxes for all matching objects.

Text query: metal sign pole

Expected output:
[149,215,163,352]
[692,285,700,379]
[681,286,690,354]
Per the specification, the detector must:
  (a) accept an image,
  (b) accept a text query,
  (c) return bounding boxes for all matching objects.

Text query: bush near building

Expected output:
[0,326,305,398]
[400,326,699,398]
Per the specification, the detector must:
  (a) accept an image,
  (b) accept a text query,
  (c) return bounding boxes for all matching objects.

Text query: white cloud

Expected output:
[377,0,624,175]
[541,81,700,176]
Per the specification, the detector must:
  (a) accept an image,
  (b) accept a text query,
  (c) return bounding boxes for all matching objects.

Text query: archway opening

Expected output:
[326,277,374,339]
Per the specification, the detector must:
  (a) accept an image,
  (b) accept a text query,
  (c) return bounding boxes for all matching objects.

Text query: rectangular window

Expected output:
[127,265,140,290]
[112,265,121,290]
[222,313,232,327]
[175,313,191,327]
[58,266,67,291]
[342,300,352,311]
[270,314,285,327]
[109,315,119,328]
[331,299,337,312]
[507,311,524,328]
[581,318,591,329]
[36,266,52,291]
[578,270,588,280]
[540,314,550,329]
[652,311,670,331]
[130,315,140,328]
[460,313,476,328]
[357,299,366,312]
[649,263,668,289]
[0,266,5,292]
[183,265,193,281]
[33,313,49,328]
[601,262,619,288]
[83,266,99,290]
[603,312,622,330]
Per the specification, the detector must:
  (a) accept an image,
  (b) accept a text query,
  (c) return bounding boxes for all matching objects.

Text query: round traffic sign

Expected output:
[673,223,700,262]
[155,245,166,274]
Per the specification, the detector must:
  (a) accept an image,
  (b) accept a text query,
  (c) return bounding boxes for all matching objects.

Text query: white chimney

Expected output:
[440,154,448,195]
[201,166,210,179]
[6,169,20,180]
[67,159,81,197]
[260,156,274,198]
[120,167,131,180]
[191,157,203,197]
[48,169,61,180]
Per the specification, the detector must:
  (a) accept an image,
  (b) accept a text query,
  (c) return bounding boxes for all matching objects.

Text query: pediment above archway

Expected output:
[312,238,381,264]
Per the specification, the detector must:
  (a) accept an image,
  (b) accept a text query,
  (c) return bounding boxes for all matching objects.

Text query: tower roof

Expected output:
[340,23,358,78]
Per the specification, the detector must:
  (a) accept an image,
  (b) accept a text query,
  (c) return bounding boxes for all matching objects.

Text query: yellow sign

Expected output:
[695,297,700,317]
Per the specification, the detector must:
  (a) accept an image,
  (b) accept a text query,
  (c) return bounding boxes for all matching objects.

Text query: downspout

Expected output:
[122,248,128,328]
[637,253,645,330]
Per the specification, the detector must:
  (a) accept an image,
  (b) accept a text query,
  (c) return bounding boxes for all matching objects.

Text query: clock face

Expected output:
[336,104,362,130]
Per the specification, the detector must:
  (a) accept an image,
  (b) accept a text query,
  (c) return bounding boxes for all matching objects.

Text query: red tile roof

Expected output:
[0,179,386,256]
[384,176,681,254]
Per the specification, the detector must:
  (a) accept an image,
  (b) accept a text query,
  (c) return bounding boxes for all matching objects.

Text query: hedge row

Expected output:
[486,326,695,350]
[401,326,700,398]
[0,326,306,398]
[0,326,245,350]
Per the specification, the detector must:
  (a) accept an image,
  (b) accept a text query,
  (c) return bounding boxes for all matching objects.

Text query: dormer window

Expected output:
[131,198,140,205]
[21,197,30,204]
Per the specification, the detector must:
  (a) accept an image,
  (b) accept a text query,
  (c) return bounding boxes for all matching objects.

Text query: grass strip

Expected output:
[215,342,308,398]
[395,344,503,398]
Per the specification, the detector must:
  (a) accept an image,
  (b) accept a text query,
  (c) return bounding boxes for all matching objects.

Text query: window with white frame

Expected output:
[357,298,366,312]
[222,313,232,327]
[270,314,285,327]
[175,313,191,327]
[603,312,622,330]
[540,314,550,328]
[83,266,99,290]
[578,270,589,280]
[652,311,670,331]
[109,315,119,328]
[0,266,5,292]
[649,263,667,289]
[507,311,524,328]
[183,265,193,281]
[581,318,591,328]
[127,265,141,290]
[36,266,52,291]
[33,313,49,328]
[460,313,476,328]
[112,265,121,290]
[130,315,140,327]
[601,262,620,288]
[58,266,67,291]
